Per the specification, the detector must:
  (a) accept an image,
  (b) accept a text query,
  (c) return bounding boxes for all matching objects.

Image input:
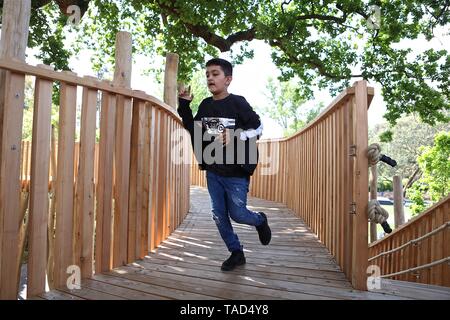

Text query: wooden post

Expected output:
[351,80,369,291]
[370,166,378,242]
[163,53,179,109]
[393,175,405,228]
[0,0,31,299]
[112,31,133,267]
[0,0,30,159]
[113,32,132,87]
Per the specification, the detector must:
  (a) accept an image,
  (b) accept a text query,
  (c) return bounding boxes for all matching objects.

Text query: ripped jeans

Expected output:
[206,170,264,252]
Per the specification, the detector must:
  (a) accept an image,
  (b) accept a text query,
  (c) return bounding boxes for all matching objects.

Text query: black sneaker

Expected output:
[256,212,271,245]
[221,250,246,271]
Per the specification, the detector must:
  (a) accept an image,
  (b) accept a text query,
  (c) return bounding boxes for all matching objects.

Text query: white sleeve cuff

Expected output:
[240,123,264,141]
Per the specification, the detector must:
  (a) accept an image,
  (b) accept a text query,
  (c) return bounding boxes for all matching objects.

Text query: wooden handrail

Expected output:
[0,59,183,123]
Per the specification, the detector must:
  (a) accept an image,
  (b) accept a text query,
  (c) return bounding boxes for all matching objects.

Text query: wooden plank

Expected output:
[75,85,97,279]
[338,107,344,267]
[343,98,353,278]
[443,200,450,287]
[433,204,443,285]
[148,105,156,253]
[53,80,77,289]
[351,91,365,288]
[149,107,159,251]
[174,122,180,230]
[156,111,167,246]
[110,266,333,300]
[47,125,57,288]
[113,94,132,267]
[0,72,26,299]
[91,274,173,300]
[58,286,126,300]
[81,278,170,300]
[39,290,84,300]
[148,251,347,280]
[145,255,352,288]
[27,73,53,297]
[128,98,146,261]
[107,270,224,300]
[95,91,116,273]
[167,117,172,234]
[126,260,396,300]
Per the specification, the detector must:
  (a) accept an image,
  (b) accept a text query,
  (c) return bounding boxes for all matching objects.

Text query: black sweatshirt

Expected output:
[177,94,262,178]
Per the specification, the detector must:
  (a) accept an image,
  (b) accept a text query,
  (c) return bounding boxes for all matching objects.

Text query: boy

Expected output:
[177,58,271,271]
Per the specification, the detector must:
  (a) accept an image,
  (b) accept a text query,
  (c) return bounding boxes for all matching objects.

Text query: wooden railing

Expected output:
[191,81,374,290]
[0,59,191,299]
[368,195,450,287]
[19,140,97,192]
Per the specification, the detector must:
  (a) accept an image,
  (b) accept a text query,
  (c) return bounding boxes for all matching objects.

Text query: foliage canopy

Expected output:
[1,0,448,125]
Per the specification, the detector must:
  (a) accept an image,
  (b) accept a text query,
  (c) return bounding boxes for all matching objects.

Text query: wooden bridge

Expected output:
[0,0,449,300]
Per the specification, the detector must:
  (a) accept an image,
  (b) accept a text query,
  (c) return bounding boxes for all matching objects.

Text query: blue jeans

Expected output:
[206,170,264,252]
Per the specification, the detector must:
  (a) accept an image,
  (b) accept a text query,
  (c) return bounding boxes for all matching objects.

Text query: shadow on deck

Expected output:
[35,187,450,300]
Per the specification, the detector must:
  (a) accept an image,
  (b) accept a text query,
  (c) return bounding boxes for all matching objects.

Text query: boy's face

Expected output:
[206,65,232,95]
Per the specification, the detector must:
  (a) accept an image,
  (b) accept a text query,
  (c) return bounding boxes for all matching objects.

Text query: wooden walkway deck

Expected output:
[35,186,450,300]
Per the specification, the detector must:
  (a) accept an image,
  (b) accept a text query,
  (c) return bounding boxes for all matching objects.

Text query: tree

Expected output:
[260,77,324,137]
[407,131,450,215]
[189,69,210,115]
[1,0,449,126]
[260,77,304,137]
[369,115,450,194]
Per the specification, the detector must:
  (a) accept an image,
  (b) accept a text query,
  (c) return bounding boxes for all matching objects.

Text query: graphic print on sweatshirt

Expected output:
[202,117,236,134]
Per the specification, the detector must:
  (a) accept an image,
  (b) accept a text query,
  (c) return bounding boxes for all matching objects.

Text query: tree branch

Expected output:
[184,23,256,52]
[269,38,361,80]
[403,166,422,197]
[158,0,256,52]
[295,12,348,24]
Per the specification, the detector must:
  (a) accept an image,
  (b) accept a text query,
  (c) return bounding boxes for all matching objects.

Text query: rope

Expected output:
[368,221,450,262]
[368,199,389,224]
[380,256,450,278]
[367,143,381,166]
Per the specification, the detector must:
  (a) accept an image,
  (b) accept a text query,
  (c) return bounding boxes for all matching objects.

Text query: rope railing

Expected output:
[380,256,450,279]
[368,221,450,262]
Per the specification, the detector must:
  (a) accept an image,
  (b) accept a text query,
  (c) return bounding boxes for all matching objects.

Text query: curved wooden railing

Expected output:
[191,81,374,290]
[0,59,191,299]
[368,195,449,287]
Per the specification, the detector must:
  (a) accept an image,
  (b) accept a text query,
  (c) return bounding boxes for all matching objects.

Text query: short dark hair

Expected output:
[206,58,233,76]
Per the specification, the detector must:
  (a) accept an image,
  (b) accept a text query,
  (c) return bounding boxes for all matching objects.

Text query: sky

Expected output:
[22,21,449,140]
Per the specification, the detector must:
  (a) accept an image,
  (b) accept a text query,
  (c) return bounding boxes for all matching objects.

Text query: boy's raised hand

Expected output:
[178,83,193,101]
